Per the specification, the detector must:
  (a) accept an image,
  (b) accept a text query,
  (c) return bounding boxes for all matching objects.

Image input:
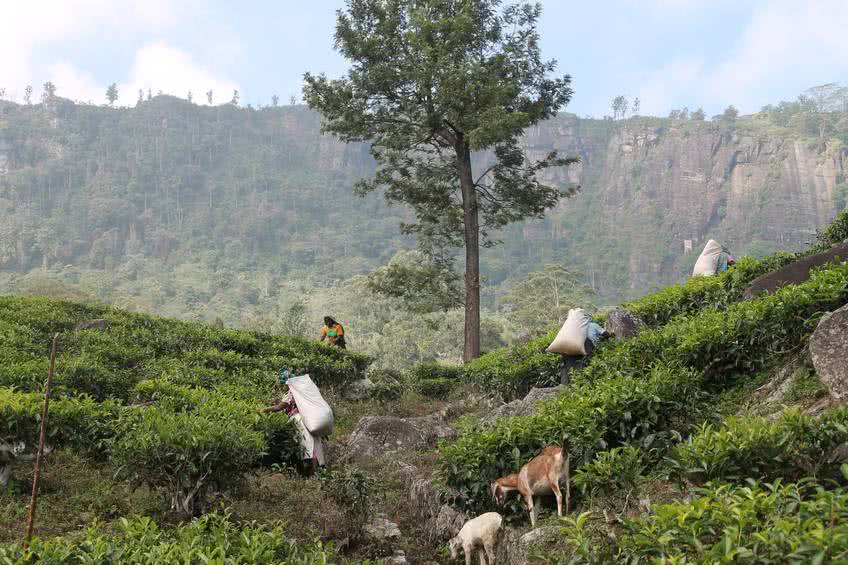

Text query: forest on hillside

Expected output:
[1,84,847,367]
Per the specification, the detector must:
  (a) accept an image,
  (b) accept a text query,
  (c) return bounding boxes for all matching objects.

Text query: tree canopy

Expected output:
[304,0,576,360]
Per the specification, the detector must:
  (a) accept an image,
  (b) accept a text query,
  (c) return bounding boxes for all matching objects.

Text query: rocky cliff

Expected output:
[0,98,845,305]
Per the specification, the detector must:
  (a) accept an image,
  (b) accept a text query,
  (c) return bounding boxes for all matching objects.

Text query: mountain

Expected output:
[0,95,846,325]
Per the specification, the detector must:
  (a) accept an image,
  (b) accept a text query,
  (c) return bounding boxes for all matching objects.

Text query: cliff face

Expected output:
[513,117,847,299]
[0,99,845,304]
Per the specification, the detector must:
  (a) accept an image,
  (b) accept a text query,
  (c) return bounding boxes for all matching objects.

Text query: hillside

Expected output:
[0,209,846,563]
[1,96,846,327]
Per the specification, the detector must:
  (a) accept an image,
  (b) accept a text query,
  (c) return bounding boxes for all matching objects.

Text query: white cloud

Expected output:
[633,0,848,116]
[121,42,240,105]
[45,62,104,104]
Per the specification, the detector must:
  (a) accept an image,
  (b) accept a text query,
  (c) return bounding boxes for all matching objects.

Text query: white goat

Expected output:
[448,512,502,565]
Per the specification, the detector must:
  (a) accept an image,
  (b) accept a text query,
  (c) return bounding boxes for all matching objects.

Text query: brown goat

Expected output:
[491,437,570,527]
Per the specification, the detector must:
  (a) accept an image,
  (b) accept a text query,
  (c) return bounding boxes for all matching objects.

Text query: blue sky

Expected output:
[3,0,846,117]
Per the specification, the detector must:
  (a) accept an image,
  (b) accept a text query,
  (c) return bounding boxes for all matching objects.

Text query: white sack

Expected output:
[287,374,334,437]
[546,308,590,355]
[692,239,723,277]
[292,413,326,465]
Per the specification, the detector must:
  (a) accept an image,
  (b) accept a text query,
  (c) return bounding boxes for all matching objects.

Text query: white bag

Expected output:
[292,414,326,465]
[287,374,334,437]
[692,239,722,277]
[546,308,590,355]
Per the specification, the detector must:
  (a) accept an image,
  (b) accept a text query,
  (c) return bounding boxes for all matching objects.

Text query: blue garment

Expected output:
[587,322,605,345]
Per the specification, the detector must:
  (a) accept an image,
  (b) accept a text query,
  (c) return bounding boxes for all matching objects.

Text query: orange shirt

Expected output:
[321,323,344,344]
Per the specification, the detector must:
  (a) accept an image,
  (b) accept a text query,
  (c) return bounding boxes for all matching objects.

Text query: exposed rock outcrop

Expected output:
[743,243,848,299]
[482,386,565,425]
[348,412,457,462]
[604,308,647,339]
[810,303,848,401]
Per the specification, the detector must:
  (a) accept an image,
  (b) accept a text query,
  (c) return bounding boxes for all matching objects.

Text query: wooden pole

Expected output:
[23,333,58,550]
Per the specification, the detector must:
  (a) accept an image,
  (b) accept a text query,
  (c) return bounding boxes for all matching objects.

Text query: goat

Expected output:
[448,512,502,565]
[491,436,570,528]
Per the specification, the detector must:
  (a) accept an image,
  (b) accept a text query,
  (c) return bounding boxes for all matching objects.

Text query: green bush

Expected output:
[319,466,376,540]
[111,405,266,516]
[560,481,848,564]
[440,263,848,510]
[439,365,705,510]
[819,207,848,245]
[573,446,647,502]
[668,408,848,485]
[415,377,456,399]
[0,512,334,563]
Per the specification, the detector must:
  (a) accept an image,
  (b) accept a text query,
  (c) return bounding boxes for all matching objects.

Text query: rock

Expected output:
[364,515,401,542]
[518,525,559,546]
[482,386,565,425]
[347,414,456,462]
[343,378,374,401]
[383,550,407,564]
[604,308,646,339]
[74,318,108,331]
[743,242,848,299]
[810,304,848,401]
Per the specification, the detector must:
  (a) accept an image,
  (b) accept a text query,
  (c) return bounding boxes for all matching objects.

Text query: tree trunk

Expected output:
[456,140,481,362]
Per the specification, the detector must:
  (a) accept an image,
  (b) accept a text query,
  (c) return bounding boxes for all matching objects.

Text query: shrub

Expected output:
[0,512,334,563]
[111,405,266,516]
[668,408,848,485]
[439,365,705,511]
[440,263,848,510]
[573,446,647,503]
[560,481,848,564]
[819,207,848,245]
[319,466,376,540]
[415,377,456,399]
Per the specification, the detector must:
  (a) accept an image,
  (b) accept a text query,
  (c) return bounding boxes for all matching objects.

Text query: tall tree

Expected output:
[42,81,57,103]
[24,85,33,105]
[632,97,640,116]
[289,95,297,106]
[187,90,193,104]
[271,94,279,107]
[0,87,6,100]
[230,90,240,105]
[147,88,153,101]
[691,107,705,121]
[304,0,575,361]
[722,105,739,122]
[611,96,627,120]
[137,89,144,106]
[206,90,213,104]
[106,82,119,106]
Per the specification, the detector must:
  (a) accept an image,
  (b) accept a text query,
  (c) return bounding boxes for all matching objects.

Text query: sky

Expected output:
[2,0,847,118]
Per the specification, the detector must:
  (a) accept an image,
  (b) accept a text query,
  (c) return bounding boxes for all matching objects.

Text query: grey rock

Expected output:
[74,318,108,331]
[482,386,565,425]
[383,550,407,564]
[744,243,848,300]
[519,525,559,546]
[364,515,401,542]
[605,308,647,339]
[343,378,374,401]
[810,304,848,401]
[347,414,456,462]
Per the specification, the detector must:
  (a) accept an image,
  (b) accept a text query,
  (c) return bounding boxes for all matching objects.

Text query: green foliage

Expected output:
[112,404,266,516]
[624,252,797,327]
[668,409,848,485]
[440,365,705,511]
[573,446,647,502]
[441,261,848,510]
[819,207,848,245]
[366,251,462,313]
[560,481,848,564]
[784,368,828,403]
[407,362,463,382]
[414,377,456,400]
[500,264,596,336]
[0,512,334,563]
[319,466,376,538]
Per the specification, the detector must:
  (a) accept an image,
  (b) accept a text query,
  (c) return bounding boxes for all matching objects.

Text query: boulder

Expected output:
[810,303,848,401]
[482,386,565,425]
[743,242,848,299]
[347,413,457,462]
[364,515,401,542]
[74,318,108,331]
[604,308,646,339]
[343,378,374,401]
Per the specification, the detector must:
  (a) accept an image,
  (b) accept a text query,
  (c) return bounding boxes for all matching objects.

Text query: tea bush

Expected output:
[624,252,797,328]
[407,362,463,381]
[819,207,848,246]
[559,481,848,564]
[0,511,334,564]
[319,466,376,540]
[573,445,648,503]
[439,365,705,510]
[668,408,848,485]
[111,405,266,516]
[415,377,456,399]
[440,263,848,510]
